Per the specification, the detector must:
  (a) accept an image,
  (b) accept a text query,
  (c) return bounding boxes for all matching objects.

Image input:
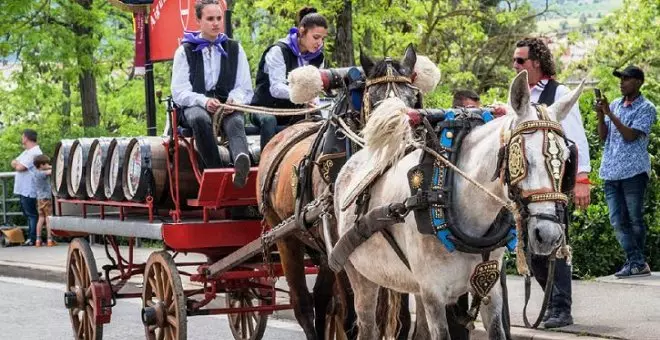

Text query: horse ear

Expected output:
[547,79,585,122]
[508,70,531,117]
[401,43,417,76]
[360,46,375,77]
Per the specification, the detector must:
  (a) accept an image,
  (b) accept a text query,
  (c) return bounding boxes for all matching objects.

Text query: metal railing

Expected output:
[0,172,22,225]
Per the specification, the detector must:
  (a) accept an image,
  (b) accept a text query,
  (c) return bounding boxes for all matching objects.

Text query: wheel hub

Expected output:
[142,301,166,327]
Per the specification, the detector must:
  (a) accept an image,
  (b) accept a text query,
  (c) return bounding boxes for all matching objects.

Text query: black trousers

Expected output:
[181,106,248,168]
[530,256,572,312]
[249,113,302,150]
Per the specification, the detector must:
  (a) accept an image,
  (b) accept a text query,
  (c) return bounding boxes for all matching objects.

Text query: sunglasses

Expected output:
[513,57,529,65]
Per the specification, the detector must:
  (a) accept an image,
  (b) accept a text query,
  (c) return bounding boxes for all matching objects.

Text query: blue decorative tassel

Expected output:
[437,229,456,252]
[506,228,518,252]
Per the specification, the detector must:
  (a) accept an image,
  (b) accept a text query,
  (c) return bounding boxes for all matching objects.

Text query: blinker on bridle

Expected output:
[361,57,418,122]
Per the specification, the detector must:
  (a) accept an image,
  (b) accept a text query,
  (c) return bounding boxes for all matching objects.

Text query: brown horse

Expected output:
[257,44,427,340]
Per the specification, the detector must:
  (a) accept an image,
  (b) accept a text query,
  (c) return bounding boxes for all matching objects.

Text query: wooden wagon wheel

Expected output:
[65,238,103,340]
[141,251,187,340]
[226,288,269,340]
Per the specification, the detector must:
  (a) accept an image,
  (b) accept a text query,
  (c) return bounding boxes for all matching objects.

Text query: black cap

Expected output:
[613,65,644,82]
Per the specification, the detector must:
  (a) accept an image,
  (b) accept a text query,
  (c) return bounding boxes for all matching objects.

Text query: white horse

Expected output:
[334,70,584,339]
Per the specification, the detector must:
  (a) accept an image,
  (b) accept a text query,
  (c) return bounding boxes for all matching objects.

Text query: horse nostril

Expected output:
[535,228,543,244]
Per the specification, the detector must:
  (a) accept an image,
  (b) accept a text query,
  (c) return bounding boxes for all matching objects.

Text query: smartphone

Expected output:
[594,88,602,100]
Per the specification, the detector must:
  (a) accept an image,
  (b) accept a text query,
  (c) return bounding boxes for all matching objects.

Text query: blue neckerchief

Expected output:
[285,27,323,66]
[181,31,228,57]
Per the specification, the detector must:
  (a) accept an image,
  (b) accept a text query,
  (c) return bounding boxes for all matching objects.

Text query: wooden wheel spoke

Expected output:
[76,314,85,337]
[251,312,259,326]
[148,277,159,297]
[72,262,84,287]
[86,305,95,337]
[74,251,86,284]
[164,279,173,305]
[232,313,241,330]
[166,315,178,329]
[241,312,247,336]
[247,312,255,334]
[159,266,169,300]
[157,327,165,340]
[167,302,175,314]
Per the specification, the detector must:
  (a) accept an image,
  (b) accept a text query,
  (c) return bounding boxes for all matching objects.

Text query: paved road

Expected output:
[0,276,306,340]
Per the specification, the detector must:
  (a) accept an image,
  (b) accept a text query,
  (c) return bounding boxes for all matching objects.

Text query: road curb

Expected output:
[0,261,612,339]
[0,262,66,283]
[471,324,612,340]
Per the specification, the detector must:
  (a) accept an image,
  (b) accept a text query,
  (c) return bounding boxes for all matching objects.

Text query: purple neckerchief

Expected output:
[285,27,323,66]
[181,31,228,57]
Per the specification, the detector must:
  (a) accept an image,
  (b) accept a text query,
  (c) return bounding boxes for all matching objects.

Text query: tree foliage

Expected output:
[564,0,660,277]
[0,0,659,277]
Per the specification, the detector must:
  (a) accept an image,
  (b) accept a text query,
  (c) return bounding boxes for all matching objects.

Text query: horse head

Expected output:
[360,43,422,117]
[504,70,584,256]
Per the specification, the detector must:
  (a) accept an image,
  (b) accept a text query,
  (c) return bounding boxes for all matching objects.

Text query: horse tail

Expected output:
[385,289,402,339]
[361,97,414,170]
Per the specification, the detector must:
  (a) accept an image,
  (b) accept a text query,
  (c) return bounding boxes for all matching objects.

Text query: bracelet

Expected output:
[575,178,592,185]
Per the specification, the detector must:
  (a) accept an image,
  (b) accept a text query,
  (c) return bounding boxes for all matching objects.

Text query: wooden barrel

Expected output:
[122,137,199,203]
[85,138,113,199]
[51,139,74,198]
[66,138,96,199]
[104,138,130,200]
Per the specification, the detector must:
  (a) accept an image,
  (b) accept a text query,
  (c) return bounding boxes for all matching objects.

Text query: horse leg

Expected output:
[344,262,380,340]
[420,289,451,340]
[336,270,358,340]
[412,294,431,340]
[479,283,506,340]
[376,288,411,339]
[312,264,335,339]
[277,236,317,340]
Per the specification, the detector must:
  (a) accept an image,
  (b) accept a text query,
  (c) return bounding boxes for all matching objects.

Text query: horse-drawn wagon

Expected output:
[49,98,322,340]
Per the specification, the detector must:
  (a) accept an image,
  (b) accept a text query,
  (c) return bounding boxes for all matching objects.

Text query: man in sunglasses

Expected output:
[512,37,592,329]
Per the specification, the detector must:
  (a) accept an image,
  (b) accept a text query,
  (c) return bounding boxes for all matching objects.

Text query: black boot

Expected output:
[232,153,250,188]
[542,306,555,323]
[544,310,573,328]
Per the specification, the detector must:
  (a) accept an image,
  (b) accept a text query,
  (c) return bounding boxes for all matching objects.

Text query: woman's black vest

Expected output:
[251,42,324,108]
[182,39,239,103]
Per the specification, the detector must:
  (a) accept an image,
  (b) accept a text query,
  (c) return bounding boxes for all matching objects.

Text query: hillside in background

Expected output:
[530,0,623,34]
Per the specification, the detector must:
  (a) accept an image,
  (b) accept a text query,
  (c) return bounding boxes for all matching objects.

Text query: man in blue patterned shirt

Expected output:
[595,65,657,278]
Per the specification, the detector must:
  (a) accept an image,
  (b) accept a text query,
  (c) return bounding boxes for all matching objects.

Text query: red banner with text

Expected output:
[148,0,227,62]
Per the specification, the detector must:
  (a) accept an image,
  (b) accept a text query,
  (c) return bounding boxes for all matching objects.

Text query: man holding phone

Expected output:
[594,65,657,278]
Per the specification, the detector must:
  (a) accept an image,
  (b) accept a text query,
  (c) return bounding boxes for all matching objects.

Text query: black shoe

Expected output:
[232,153,250,188]
[542,307,555,323]
[544,311,573,329]
[22,240,34,247]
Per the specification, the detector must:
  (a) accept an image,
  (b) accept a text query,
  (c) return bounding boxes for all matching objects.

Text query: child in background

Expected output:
[31,155,54,247]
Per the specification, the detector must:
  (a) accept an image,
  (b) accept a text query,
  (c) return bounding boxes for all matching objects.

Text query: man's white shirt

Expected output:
[530,79,591,173]
[171,43,254,108]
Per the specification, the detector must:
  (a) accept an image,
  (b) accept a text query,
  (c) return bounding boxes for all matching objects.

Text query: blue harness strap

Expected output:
[431,109,513,253]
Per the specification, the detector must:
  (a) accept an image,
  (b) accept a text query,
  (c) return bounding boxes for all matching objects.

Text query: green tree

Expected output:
[564,0,660,277]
